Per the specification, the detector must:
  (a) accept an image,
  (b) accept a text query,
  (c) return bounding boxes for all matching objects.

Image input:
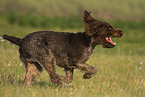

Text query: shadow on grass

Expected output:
[18,79,61,88]
[0,77,58,88]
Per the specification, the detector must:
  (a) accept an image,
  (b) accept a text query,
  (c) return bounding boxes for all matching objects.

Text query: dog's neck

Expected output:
[78,31,100,49]
[90,37,99,49]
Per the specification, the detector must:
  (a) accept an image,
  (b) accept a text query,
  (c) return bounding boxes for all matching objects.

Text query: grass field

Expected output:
[0,0,145,21]
[0,0,145,96]
[0,16,145,97]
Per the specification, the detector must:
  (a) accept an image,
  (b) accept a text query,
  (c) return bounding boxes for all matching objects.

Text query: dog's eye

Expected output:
[109,28,112,30]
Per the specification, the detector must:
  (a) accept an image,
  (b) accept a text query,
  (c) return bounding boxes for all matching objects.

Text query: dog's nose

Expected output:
[120,31,124,35]
[119,31,124,37]
[115,29,124,37]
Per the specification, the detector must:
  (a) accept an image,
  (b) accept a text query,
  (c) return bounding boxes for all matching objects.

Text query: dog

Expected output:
[2,10,123,86]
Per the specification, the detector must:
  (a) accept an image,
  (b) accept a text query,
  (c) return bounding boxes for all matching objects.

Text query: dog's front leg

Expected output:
[42,60,63,85]
[75,63,97,79]
[64,68,74,82]
[39,57,71,85]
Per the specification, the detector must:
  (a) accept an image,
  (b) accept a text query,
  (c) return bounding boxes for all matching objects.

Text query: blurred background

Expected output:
[0,0,145,20]
[0,0,145,30]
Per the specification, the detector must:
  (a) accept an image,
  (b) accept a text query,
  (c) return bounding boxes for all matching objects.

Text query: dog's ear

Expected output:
[83,10,96,24]
[83,10,98,36]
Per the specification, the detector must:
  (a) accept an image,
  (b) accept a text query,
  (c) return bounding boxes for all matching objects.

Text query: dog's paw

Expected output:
[83,73,92,79]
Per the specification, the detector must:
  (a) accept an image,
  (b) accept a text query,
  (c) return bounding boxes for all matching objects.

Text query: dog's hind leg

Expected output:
[75,63,97,79]
[22,62,43,87]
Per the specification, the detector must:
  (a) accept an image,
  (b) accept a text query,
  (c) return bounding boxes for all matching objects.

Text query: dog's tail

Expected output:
[2,34,22,46]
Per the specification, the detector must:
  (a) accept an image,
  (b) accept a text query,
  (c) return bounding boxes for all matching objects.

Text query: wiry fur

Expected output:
[2,10,123,86]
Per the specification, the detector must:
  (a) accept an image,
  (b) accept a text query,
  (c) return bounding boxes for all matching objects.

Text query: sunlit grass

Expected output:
[0,18,145,97]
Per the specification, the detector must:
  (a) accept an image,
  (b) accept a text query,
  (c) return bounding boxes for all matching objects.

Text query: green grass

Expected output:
[0,16,145,97]
[0,0,145,21]
[0,0,145,96]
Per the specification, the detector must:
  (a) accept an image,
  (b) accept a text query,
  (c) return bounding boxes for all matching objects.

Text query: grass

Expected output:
[0,0,145,96]
[0,0,145,21]
[0,15,145,97]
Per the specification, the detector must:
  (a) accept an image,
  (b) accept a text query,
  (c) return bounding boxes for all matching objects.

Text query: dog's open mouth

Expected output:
[105,37,116,46]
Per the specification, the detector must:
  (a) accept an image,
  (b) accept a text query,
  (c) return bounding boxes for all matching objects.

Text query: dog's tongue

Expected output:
[105,37,116,45]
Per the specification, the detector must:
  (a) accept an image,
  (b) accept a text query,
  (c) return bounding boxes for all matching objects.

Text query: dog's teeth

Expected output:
[109,37,111,41]
[114,42,116,45]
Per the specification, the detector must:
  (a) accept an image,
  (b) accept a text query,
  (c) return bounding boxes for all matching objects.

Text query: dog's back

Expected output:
[19,31,92,67]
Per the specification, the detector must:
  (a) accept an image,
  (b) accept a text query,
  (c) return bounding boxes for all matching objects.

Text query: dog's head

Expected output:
[83,10,123,48]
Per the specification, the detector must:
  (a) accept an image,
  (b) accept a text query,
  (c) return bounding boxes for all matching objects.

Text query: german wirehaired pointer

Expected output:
[2,10,123,86]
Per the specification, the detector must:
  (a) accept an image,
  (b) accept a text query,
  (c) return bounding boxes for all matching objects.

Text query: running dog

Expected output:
[2,10,123,86]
